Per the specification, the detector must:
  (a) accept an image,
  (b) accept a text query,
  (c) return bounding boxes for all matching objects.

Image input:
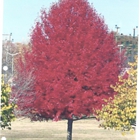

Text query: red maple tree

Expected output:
[12,0,124,139]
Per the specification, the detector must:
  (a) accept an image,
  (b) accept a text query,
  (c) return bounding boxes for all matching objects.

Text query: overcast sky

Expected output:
[2,0,139,43]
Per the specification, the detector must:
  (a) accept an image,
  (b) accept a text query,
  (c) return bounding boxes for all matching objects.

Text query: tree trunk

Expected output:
[67,119,73,140]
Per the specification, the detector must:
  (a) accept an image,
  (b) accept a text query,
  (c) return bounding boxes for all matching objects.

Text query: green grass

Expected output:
[0,118,135,140]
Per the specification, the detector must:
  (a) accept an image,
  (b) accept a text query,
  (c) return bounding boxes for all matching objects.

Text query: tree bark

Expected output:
[67,119,73,140]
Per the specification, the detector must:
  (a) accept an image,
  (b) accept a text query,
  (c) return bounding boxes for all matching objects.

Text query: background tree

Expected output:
[2,37,29,84]
[2,37,15,83]
[115,33,138,64]
[12,0,124,139]
[96,57,137,134]
[0,76,16,130]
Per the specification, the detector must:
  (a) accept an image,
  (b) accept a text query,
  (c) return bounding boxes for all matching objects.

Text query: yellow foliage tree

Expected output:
[96,58,137,133]
[0,77,16,129]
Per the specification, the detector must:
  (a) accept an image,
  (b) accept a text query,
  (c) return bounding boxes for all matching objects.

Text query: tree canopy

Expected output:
[96,57,137,133]
[13,0,123,121]
[1,77,16,129]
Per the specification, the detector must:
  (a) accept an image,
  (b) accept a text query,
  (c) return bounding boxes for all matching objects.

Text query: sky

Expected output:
[2,0,139,43]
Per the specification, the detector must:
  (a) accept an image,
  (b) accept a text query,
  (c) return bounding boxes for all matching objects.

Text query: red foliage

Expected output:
[13,0,123,121]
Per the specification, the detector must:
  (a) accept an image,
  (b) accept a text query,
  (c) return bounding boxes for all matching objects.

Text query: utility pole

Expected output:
[115,25,120,34]
[133,28,136,38]
[2,33,13,63]
[133,26,138,38]
[7,52,19,76]
[2,33,14,83]
[115,25,120,42]
[132,26,138,62]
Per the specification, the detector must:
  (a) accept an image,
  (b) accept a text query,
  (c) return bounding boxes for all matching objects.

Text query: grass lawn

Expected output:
[0,118,135,140]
